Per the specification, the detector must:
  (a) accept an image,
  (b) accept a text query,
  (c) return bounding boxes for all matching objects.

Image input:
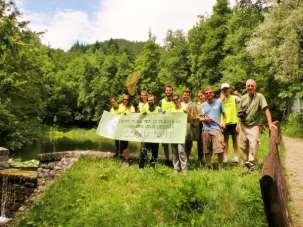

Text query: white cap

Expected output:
[221,83,230,90]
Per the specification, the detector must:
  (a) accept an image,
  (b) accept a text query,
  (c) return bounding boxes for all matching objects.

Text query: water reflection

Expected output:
[12,138,116,161]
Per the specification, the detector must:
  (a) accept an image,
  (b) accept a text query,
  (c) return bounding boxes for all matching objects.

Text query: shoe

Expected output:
[223,153,228,163]
[232,156,239,164]
[244,161,255,169]
[164,159,171,166]
[122,161,129,167]
[218,163,224,170]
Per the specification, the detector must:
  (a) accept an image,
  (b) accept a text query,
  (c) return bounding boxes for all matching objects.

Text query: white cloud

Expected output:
[16,0,236,50]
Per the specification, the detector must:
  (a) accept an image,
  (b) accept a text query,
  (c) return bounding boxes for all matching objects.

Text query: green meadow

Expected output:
[15,129,269,227]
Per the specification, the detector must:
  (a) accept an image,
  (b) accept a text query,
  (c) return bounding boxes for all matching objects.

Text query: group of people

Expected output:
[109,79,276,172]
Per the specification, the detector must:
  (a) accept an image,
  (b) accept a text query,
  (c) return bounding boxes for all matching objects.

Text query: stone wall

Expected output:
[0,169,37,219]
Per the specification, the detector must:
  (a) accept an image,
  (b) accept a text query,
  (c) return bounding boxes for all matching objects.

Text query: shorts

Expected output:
[223,124,237,139]
[202,130,225,154]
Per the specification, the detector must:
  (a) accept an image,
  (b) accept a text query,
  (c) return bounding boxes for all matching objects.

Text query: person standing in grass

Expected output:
[238,79,276,169]
[171,94,188,172]
[200,87,226,169]
[159,85,175,166]
[181,88,198,160]
[197,90,206,163]
[110,97,121,158]
[139,95,160,168]
[118,94,135,166]
[220,83,240,164]
[138,90,149,113]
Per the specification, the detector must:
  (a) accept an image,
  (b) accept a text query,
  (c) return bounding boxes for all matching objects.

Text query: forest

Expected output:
[1,0,303,150]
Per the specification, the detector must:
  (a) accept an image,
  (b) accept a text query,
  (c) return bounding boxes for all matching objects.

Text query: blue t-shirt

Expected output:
[201,99,224,131]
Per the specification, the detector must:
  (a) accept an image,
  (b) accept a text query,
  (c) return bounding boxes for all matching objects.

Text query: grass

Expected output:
[16,131,270,227]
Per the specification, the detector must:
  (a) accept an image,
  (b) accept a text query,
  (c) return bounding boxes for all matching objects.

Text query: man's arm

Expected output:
[264,108,277,130]
[221,112,227,129]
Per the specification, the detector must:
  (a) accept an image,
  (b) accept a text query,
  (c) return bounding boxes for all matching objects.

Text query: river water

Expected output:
[11,138,116,161]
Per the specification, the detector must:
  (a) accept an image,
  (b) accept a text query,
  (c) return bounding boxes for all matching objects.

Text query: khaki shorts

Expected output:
[202,130,225,154]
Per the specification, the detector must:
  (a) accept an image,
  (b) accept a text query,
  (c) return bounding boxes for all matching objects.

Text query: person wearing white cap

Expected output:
[220,83,240,163]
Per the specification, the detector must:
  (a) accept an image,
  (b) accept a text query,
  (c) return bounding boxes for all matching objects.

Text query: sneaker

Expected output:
[244,161,255,169]
[223,153,228,163]
[218,163,224,170]
[232,156,239,164]
[122,161,129,167]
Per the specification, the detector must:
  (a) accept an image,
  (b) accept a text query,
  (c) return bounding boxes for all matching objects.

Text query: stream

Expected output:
[11,138,115,161]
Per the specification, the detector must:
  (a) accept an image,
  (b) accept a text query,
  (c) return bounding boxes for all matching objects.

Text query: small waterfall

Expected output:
[0,176,11,224]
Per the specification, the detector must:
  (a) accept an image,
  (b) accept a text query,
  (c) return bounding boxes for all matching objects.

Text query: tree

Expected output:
[0,0,50,149]
[134,37,162,97]
[188,0,232,89]
[159,30,191,93]
[248,0,303,119]
[220,2,264,90]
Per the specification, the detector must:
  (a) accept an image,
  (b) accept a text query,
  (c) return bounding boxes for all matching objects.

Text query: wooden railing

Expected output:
[260,122,293,227]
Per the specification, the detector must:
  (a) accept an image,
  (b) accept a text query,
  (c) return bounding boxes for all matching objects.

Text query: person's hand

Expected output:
[236,123,240,133]
[269,122,277,131]
[220,122,226,129]
[162,111,166,114]
[202,117,212,124]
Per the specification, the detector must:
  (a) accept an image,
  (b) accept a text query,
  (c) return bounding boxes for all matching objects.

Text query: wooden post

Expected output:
[260,122,292,227]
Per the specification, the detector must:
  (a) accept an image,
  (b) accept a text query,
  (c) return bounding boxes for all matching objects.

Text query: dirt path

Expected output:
[283,136,303,227]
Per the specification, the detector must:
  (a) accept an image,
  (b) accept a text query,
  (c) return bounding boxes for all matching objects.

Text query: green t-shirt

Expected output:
[221,95,238,125]
[239,92,268,126]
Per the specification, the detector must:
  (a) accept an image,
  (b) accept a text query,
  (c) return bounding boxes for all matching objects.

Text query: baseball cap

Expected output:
[221,83,230,90]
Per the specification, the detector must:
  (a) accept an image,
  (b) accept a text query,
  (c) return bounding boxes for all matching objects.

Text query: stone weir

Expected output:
[0,169,38,225]
[1,150,114,226]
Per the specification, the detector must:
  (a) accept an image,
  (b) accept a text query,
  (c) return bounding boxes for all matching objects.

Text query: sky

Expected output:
[15,0,236,50]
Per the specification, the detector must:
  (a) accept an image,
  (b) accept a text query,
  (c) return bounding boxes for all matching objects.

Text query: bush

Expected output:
[283,113,303,138]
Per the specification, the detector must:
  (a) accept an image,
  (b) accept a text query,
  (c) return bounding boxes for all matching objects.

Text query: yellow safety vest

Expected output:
[118,104,135,114]
[160,98,175,112]
[221,95,238,124]
[138,102,149,113]
[110,107,120,115]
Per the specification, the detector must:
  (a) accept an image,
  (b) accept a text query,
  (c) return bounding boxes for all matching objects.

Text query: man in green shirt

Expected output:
[238,79,276,169]
[159,85,175,165]
[138,95,160,169]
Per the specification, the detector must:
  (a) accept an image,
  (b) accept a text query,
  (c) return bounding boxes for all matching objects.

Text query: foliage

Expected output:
[159,30,191,93]
[0,0,49,149]
[2,0,303,149]
[188,0,231,90]
[283,113,303,138]
[248,0,303,119]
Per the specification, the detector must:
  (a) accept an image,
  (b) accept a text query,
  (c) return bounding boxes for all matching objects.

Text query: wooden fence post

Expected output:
[260,122,292,227]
